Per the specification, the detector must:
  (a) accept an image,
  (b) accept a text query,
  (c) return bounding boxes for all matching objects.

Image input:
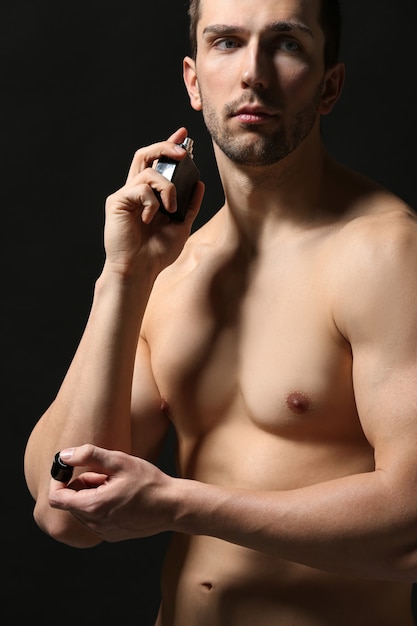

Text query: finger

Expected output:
[108,171,178,223]
[126,127,189,184]
[49,470,107,499]
[56,444,124,475]
[48,446,116,509]
[48,475,106,512]
[167,126,188,144]
[139,177,178,224]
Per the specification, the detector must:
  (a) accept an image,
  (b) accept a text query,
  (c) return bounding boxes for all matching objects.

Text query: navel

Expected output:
[286,391,312,415]
[161,398,171,419]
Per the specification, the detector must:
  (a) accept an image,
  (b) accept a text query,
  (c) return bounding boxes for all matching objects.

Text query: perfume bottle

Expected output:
[155,137,200,222]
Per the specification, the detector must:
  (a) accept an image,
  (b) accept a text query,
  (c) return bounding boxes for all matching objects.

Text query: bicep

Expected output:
[353,345,417,475]
[347,230,417,473]
[130,335,171,462]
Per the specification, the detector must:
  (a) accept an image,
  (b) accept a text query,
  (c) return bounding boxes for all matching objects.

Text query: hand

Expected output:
[103,127,205,278]
[48,444,175,542]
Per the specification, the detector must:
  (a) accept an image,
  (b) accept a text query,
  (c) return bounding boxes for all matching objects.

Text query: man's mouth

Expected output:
[233,105,278,124]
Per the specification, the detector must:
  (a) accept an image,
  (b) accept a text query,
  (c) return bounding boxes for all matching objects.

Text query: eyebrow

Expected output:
[203,21,314,39]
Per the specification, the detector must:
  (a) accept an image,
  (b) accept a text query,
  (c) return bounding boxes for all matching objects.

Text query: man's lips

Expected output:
[233,106,278,124]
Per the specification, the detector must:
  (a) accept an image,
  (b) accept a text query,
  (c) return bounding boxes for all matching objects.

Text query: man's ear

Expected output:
[319,62,345,115]
[183,56,202,111]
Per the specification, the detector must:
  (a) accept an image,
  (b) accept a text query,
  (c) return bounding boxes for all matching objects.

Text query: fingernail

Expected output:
[59,448,75,460]
[174,145,185,154]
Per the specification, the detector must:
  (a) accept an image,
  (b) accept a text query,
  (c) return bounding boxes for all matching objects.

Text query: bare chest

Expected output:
[145,254,358,446]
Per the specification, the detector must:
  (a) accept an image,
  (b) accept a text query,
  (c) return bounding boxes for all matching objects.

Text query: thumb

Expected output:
[57,444,118,474]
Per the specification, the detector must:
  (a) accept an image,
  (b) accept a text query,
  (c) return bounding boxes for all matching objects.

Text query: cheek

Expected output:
[275,60,320,101]
[202,60,235,87]
[276,59,311,89]
[198,68,237,104]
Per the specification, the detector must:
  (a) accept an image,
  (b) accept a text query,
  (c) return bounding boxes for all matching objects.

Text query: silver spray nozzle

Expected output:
[181,137,194,158]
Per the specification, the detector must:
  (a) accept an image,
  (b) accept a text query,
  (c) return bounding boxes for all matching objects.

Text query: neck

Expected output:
[213,129,331,246]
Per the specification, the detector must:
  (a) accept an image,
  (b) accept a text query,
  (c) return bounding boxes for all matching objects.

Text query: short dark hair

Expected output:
[320,0,342,69]
[188,0,342,69]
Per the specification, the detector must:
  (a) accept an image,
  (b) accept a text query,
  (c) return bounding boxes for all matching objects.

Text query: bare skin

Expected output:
[147,173,417,626]
[24,0,417,624]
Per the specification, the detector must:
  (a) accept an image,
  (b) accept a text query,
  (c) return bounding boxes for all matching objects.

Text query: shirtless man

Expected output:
[24,0,417,624]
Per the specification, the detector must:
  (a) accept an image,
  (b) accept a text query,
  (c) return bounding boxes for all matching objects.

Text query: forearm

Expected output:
[171,469,417,581]
[49,267,153,446]
[24,266,153,522]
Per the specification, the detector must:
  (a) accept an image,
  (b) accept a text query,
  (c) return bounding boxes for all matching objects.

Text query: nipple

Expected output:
[286,391,312,415]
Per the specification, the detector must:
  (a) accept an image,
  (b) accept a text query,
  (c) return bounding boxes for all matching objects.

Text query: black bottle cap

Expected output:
[51,452,74,482]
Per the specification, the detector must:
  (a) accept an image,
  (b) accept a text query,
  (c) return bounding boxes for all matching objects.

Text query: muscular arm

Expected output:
[25,271,163,547]
[48,210,417,580]
[24,129,204,547]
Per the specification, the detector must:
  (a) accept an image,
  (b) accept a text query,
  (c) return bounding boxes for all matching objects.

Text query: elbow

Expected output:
[33,498,103,549]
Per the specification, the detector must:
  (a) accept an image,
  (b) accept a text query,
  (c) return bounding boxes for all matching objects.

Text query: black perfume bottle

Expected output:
[155,137,200,222]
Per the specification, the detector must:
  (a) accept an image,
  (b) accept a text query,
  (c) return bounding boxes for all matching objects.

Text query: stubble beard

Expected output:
[200,84,324,167]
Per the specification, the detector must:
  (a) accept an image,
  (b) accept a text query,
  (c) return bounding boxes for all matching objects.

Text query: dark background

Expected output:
[2,0,417,624]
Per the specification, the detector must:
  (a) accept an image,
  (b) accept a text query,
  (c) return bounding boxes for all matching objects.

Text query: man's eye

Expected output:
[215,39,239,50]
[280,39,301,53]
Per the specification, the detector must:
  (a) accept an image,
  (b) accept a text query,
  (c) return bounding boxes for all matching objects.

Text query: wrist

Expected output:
[168,477,227,537]
[98,260,157,296]
[90,265,156,335]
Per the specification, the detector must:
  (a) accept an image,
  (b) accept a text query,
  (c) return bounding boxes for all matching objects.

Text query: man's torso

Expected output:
[143,185,415,625]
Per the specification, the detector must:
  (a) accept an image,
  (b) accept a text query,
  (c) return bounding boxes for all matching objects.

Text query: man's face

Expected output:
[186,0,329,167]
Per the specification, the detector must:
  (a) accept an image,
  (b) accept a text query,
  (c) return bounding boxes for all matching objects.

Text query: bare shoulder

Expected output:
[141,213,221,334]
[334,190,417,270]
[324,159,417,262]
[327,182,417,339]
[154,216,217,287]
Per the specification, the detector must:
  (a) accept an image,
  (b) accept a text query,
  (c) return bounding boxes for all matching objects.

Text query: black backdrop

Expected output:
[2,1,417,624]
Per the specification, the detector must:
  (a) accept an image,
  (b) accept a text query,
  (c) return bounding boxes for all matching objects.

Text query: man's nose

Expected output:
[241,43,269,89]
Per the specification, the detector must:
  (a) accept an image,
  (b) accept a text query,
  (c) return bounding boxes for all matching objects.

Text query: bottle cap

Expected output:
[50,452,74,482]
